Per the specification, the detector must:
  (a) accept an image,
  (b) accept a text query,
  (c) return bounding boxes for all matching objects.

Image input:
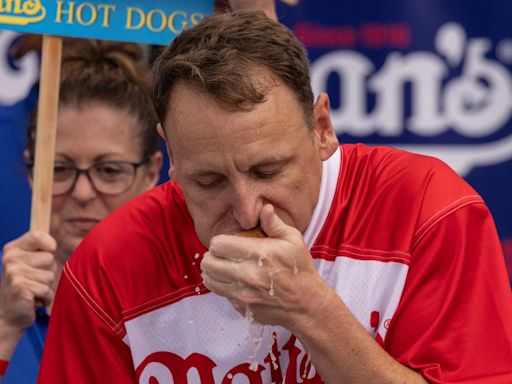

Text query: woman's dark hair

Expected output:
[27,39,159,160]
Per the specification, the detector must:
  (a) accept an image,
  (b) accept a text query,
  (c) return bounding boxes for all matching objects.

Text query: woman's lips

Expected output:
[67,218,100,232]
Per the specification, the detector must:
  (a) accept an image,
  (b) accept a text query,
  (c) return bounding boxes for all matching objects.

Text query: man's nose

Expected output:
[231,182,263,230]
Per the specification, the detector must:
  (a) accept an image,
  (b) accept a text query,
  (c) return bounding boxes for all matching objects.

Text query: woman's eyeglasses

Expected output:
[27,160,148,196]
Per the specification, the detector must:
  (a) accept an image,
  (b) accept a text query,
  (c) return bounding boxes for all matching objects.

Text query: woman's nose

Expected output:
[70,172,97,202]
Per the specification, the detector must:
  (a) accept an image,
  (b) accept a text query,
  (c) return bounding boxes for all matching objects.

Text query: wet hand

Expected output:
[201,204,326,329]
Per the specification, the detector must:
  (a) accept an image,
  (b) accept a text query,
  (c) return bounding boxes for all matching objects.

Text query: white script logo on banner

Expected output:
[311,22,512,176]
[0,30,39,106]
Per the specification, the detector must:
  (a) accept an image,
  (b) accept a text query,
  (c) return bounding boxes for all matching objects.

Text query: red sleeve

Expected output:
[384,202,512,383]
[38,264,136,383]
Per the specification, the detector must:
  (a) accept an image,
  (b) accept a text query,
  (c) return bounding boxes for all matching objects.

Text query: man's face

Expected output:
[162,77,337,246]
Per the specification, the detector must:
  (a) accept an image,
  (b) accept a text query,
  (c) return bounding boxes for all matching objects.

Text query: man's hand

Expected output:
[200,205,429,384]
[201,204,327,330]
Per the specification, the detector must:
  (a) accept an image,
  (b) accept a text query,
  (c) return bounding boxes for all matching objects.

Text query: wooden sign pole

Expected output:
[30,35,62,234]
[30,35,62,308]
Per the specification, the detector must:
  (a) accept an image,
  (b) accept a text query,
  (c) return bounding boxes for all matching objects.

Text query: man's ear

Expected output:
[156,122,176,181]
[23,149,34,187]
[312,92,339,161]
[144,151,164,190]
[156,122,165,140]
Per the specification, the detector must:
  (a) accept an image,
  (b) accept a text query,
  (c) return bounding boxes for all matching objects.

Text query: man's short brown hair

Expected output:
[151,11,314,128]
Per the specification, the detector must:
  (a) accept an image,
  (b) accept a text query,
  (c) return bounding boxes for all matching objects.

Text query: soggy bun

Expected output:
[237,227,266,238]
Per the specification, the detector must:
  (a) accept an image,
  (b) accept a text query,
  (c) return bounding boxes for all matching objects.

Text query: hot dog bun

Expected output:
[237,227,266,238]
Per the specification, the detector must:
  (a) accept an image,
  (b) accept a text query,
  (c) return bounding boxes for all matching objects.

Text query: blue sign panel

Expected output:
[276,0,512,279]
[0,0,213,45]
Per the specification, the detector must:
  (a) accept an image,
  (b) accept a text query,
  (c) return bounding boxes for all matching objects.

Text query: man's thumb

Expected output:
[260,204,293,240]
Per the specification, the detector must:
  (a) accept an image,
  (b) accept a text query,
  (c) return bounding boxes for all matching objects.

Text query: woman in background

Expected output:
[0,39,163,383]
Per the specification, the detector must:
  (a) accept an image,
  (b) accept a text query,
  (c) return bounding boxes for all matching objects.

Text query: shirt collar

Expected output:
[303,146,341,249]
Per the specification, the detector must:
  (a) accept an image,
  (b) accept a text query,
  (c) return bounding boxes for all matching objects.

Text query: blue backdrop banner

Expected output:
[276,0,512,279]
[0,30,38,246]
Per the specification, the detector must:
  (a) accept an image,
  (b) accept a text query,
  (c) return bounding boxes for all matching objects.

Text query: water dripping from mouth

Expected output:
[245,304,264,372]
[268,333,279,370]
[302,352,311,379]
[268,271,275,296]
[258,255,264,267]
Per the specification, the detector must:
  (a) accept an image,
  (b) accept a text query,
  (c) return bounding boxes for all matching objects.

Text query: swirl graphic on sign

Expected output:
[0,30,39,105]
[0,0,46,25]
